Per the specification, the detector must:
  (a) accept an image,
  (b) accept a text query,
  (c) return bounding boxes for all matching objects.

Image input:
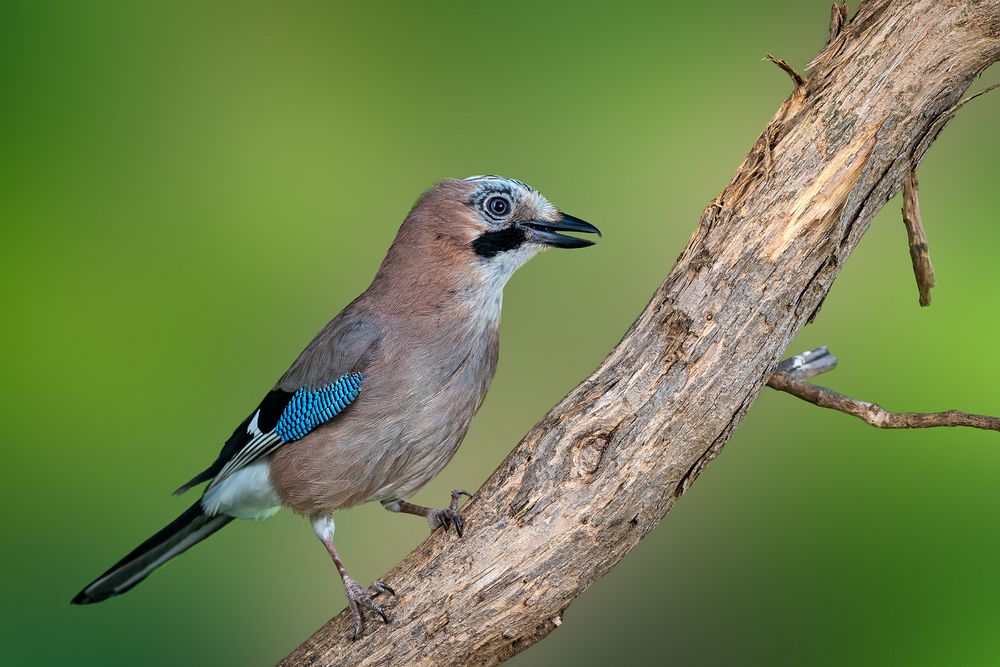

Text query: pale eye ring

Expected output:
[483,195,512,219]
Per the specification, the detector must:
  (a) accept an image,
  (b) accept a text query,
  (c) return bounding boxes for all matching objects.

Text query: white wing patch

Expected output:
[247,409,263,437]
[208,431,282,491]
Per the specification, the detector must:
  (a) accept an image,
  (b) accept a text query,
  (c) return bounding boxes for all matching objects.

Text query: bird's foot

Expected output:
[427,489,472,537]
[343,577,396,640]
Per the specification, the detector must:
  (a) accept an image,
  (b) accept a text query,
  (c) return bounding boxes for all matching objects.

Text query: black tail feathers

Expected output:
[72,501,232,605]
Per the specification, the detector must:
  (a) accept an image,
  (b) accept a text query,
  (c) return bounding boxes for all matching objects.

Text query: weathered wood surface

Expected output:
[282,2,999,664]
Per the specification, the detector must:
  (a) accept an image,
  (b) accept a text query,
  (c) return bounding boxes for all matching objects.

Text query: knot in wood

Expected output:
[573,432,611,478]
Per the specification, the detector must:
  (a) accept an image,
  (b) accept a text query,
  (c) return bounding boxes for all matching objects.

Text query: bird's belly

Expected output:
[371,426,467,501]
[269,393,480,515]
[200,459,281,520]
[269,330,498,516]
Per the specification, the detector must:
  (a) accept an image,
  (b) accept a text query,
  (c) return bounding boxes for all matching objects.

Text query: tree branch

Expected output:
[282,2,1000,665]
[768,348,1000,431]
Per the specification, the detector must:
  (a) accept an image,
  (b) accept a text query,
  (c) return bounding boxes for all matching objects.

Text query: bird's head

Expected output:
[458,175,600,259]
[374,176,600,304]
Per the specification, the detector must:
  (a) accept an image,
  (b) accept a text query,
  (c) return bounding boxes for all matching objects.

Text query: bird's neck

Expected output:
[366,214,544,324]
[365,251,509,325]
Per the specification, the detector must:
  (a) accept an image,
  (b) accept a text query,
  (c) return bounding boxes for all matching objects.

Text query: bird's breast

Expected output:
[268,317,500,516]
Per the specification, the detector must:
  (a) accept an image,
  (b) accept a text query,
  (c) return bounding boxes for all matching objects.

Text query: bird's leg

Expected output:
[381,489,472,537]
[312,516,395,640]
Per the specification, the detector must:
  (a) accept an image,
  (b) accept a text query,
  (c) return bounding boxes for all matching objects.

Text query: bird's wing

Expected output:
[206,372,364,491]
[173,315,381,496]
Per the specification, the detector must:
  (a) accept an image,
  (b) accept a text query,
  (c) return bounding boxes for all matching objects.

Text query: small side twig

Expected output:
[901,170,936,306]
[913,84,999,167]
[944,83,999,118]
[765,53,806,90]
[768,348,1000,432]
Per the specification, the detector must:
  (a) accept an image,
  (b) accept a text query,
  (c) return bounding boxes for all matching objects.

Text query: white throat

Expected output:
[468,244,544,322]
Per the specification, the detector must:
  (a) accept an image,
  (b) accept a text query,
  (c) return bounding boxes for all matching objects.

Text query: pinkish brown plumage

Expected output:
[73,176,600,637]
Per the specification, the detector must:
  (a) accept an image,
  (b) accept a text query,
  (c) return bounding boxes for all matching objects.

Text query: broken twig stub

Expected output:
[901,171,936,306]
[828,2,850,45]
[765,53,806,90]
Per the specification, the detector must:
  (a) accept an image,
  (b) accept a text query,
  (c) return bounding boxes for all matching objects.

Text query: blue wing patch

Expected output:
[274,372,364,442]
[188,373,364,497]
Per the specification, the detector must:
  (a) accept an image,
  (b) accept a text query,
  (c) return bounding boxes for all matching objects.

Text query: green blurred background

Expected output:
[2,1,997,665]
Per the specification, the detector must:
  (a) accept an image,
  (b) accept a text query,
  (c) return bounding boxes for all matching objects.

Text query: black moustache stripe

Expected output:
[471,227,527,258]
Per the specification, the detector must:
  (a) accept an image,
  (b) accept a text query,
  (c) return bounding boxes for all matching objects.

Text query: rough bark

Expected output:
[282,2,999,665]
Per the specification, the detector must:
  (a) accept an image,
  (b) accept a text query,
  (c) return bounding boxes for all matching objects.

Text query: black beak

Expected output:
[522,213,602,249]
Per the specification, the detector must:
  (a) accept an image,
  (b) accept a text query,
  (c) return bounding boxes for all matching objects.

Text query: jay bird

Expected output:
[72,175,600,637]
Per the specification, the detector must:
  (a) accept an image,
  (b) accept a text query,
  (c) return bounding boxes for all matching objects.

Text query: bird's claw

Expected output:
[344,577,396,641]
[449,489,472,512]
[371,579,396,597]
[429,490,472,537]
[429,508,463,536]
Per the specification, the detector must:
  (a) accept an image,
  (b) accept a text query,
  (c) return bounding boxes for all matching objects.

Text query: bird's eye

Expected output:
[484,195,512,219]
